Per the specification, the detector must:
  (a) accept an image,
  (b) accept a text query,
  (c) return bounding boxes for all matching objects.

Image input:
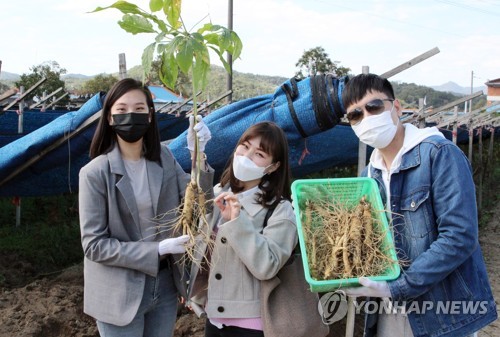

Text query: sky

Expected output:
[1,0,499,88]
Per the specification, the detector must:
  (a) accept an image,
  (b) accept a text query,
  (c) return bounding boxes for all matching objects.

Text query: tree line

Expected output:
[1,46,478,110]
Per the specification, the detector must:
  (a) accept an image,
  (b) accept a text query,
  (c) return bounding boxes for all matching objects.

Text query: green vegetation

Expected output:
[81,73,119,95]
[295,46,350,79]
[0,194,81,286]
[15,61,69,105]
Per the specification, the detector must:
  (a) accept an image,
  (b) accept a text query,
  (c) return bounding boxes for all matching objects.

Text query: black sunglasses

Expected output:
[346,98,394,125]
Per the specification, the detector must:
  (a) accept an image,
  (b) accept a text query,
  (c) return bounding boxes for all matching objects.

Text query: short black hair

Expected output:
[342,73,395,109]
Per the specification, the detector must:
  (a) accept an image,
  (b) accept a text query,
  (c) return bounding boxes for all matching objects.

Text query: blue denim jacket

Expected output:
[363,135,497,337]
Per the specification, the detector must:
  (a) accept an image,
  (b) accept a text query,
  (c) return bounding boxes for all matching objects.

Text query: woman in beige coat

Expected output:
[79,78,213,337]
[188,122,297,337]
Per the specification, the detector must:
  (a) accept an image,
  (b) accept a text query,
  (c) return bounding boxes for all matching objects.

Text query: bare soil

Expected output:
[0,205,498,337]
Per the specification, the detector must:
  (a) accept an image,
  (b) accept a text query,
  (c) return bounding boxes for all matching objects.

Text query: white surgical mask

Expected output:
[233,155,270,182]
[352,109,397,149]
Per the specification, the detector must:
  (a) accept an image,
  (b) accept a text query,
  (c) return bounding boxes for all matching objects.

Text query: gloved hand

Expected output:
[187,115,212,152]
[158,235,190,255]
[342,277,391,298]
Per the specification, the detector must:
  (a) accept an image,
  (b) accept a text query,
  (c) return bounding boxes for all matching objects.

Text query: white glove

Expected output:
[342,277,391,298]
[158,235,190,255]
[187,115,212,152]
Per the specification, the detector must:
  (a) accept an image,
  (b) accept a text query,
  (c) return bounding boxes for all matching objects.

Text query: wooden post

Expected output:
[418,98,425,128]
[41,91,47,112]
[477,127,483,213]
[452,106,458,144]
[468,124,473,163]
[380,47,440,79]
[486,127,495,203]
[119,53,127,79]
[487,126,495,174]
[18,86,24,134]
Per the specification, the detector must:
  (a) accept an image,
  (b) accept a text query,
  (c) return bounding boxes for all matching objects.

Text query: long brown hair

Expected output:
[89,78,161,161]
[219,121,292,207]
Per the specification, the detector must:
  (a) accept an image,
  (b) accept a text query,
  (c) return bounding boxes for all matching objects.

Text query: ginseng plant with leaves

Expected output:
[92,0,242,265]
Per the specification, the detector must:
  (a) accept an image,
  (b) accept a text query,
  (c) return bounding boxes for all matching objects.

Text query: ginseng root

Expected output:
[301,194,395,282]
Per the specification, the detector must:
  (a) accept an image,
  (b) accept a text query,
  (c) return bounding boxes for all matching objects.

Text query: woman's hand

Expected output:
[214,192,241,220]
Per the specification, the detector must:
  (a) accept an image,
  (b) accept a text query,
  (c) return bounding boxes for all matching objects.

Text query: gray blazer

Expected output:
[79,144,213,326]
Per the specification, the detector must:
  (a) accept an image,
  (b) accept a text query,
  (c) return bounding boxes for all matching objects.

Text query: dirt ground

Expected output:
[0,205,498,337]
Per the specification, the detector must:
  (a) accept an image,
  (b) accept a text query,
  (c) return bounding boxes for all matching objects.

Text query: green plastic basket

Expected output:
[291,177,400,292]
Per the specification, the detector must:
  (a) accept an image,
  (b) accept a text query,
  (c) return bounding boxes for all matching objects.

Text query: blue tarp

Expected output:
[0,93,189,197]
[168,76,356,179]
[1,75,495,197]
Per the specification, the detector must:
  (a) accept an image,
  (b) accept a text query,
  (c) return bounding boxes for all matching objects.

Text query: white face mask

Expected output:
[233,155,271,182]
[351,109,397,149]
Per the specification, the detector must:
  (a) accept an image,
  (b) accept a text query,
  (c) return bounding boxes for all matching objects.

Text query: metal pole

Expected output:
[226,0,233,104]
[16,86,25,228]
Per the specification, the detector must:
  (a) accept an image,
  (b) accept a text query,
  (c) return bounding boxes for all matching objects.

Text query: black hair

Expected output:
[342,73,395,109]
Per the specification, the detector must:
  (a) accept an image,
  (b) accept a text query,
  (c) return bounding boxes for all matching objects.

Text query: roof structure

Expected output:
[485,78,500,88]
[148,85,183,103]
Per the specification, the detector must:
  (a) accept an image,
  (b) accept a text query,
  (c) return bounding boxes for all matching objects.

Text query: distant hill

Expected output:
[62,73,92,80]
[431,81,486,95]
[0,71,20,81]
[0,67,487,110]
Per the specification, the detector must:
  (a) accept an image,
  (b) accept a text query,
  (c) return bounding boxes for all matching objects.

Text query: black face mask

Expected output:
[111,112,150,143]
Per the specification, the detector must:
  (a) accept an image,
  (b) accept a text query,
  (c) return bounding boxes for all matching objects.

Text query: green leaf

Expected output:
[159,52,178,89]
[197,23,221,34]
[118,14,156,34]
[90,1,141,14]
[202,33,219,46]
[156,43,167,54]
[218,28,232,51]
[210,45,231,74]
[155,31,167,43]
[176,38,194,74]
[149,0,163,12]
[142,43,156,80]
[228,31,243,59]
[163,0,182,29]
[192,53,209,92]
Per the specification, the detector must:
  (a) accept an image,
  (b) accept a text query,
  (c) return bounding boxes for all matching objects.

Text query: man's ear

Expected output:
[394,99,403,117]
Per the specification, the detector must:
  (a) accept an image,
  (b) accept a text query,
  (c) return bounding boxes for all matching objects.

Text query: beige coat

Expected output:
[188,184,297,319]
[79,144,213,326]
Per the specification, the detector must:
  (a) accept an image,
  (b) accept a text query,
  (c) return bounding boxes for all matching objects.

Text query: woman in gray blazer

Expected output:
[188,122,297,337]
[79,78,213,336]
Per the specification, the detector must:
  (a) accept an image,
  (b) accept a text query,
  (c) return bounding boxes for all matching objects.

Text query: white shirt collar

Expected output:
[231,185,263,217]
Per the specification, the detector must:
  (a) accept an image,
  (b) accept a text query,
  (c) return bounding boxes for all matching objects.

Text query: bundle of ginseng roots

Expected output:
[153,180,214,269]
[302,196,394,281]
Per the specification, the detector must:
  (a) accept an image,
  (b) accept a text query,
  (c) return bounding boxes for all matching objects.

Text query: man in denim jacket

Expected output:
[341,73,497,337]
